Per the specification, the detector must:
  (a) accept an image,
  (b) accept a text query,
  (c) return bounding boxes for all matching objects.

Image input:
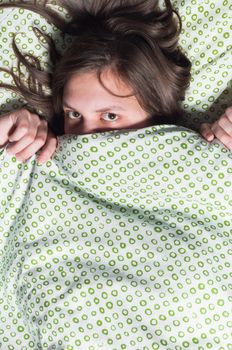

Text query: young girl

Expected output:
[0,0,231,165]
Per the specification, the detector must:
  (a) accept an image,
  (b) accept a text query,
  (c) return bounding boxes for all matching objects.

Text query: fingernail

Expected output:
[37,158,44,165]
[206,134,214,141]
[17,157,26,163]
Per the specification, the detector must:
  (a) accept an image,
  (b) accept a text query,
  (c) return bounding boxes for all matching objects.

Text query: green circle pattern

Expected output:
[173,0,232,129]
[0,0,231,129]
[0,125,231,349]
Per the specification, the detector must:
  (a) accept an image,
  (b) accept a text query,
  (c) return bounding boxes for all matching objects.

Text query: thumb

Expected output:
[199,123,215,142]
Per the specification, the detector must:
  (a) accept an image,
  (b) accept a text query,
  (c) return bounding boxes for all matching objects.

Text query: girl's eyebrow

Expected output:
[95,105,125,112]
[63,102,125,112]
[63,102,78,110]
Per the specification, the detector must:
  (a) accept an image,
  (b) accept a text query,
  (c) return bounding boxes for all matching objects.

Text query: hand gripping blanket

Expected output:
[0,125,231,350]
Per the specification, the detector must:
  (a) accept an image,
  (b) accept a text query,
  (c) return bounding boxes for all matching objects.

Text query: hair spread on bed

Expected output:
[0,0,191,134]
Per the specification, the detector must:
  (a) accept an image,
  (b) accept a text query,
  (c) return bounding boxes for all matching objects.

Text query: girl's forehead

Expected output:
[63,70,143,113]
[65,69,133,96]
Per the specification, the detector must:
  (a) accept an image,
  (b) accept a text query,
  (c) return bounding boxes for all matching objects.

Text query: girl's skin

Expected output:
[0,68,232,164]
[63,69,154,135]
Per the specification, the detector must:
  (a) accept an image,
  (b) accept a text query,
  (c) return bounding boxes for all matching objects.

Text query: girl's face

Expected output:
[63,69,153,135]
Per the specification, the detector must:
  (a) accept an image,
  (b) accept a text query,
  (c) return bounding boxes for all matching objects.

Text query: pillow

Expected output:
[0,125,231,349]
[0,0,231,129]
[173,0,232,129]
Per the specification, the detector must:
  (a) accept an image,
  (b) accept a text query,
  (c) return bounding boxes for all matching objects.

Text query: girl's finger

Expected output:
[6,125,38,155]
[217,112,232,136]
[0,113,15,147]
[225,107,232,122]
[199,123,215,141]
[7,110,41,144]
[7,123,29,142]
[211,123,232,150]
[36,130,58,165]
[12,120,48,161]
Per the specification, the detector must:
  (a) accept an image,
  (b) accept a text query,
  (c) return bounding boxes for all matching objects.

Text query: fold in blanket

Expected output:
[0,125,231,349]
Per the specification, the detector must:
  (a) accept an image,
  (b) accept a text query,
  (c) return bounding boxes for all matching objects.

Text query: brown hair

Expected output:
[0,0,191,134]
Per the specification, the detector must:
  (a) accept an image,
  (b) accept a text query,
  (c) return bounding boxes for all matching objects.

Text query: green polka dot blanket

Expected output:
[0,1,232,349]
[0,125,231,349]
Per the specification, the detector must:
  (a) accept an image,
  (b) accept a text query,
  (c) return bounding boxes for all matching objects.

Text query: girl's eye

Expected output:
[102,112,119,122]
[65,111,81,120]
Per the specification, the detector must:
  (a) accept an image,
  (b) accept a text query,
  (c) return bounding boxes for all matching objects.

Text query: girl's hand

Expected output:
[200,107,232,150]
[0,108,58,164]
